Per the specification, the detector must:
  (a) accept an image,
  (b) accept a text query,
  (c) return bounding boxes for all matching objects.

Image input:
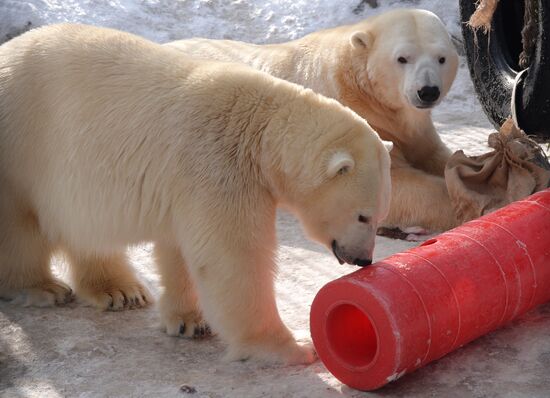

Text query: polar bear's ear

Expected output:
[350,31,373,50]
[382,140,394,153]
[327,151,355,178]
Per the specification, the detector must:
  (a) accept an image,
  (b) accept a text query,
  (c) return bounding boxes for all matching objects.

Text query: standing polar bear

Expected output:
[168,8,459,231]
[0,24,391,364]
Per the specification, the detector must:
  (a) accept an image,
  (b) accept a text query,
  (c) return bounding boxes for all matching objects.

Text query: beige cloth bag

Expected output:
[445,119,550,224]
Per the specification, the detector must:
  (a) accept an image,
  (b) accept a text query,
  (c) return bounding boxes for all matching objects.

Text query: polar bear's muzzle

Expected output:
[331,240,372,267]
[405,62,445,109]
[416,85,440,107]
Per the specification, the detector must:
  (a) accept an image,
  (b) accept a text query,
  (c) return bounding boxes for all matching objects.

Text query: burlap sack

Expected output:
[445,119,550,224]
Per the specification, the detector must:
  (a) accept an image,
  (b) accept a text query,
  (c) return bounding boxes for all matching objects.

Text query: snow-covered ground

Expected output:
[1,1,550,397]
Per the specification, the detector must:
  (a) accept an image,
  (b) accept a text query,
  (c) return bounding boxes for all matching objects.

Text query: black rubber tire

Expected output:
[460,0,550,138]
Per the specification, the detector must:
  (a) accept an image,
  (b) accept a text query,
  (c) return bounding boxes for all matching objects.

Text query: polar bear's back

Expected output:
[0,23,242,141]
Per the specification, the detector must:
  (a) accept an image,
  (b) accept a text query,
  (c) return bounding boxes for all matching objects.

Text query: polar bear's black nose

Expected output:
[354,258,372,267]
[417,86,440,103]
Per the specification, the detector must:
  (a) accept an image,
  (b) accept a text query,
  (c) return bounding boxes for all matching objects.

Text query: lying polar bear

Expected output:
[0,24,391,364]
[167,8,459,231]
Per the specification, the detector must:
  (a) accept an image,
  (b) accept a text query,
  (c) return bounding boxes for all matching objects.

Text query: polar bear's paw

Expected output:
[6,279,74,307]
[225,338,317,365]
[401,226,437,242]
[78,282,153,311]
[162,311,212,339]
[279,341,317,365]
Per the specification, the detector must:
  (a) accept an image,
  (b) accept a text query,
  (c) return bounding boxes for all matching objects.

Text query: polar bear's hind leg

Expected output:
[0,190,73,306]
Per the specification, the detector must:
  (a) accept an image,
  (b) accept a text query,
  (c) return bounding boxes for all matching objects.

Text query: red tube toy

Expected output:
[310,189,550,391]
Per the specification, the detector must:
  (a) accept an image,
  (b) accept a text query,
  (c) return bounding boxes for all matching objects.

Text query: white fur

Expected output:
[0,24,391,364]
[167,8,460,231]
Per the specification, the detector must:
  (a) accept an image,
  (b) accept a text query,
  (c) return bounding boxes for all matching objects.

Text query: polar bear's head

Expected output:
[273,99,392,266]
[298,141,391,266]
[348,9,458,111]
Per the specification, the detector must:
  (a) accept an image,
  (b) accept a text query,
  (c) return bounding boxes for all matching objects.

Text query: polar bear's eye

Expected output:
[439,57,446,64]
[397,56,407,64]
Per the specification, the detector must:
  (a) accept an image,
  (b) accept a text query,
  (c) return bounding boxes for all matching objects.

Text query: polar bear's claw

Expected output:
[80,284,152,311]
[193,323,212,338]
[165,317,212,339]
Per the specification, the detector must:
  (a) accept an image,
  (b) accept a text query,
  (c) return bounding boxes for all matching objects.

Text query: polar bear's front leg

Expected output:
[154,243,211,338]
[66,251,152,310]
[416,142,453,176]
[186,247,316,365]
[399,123,452,176]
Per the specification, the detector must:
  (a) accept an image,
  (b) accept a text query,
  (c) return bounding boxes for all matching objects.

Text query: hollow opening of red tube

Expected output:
[326,303,378,368]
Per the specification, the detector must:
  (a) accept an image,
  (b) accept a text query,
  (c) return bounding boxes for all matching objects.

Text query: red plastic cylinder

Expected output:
[310,189,550,390]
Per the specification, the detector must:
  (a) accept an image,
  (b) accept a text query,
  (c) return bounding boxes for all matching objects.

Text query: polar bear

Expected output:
[167,8,459,231]
[0,24,391,364]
